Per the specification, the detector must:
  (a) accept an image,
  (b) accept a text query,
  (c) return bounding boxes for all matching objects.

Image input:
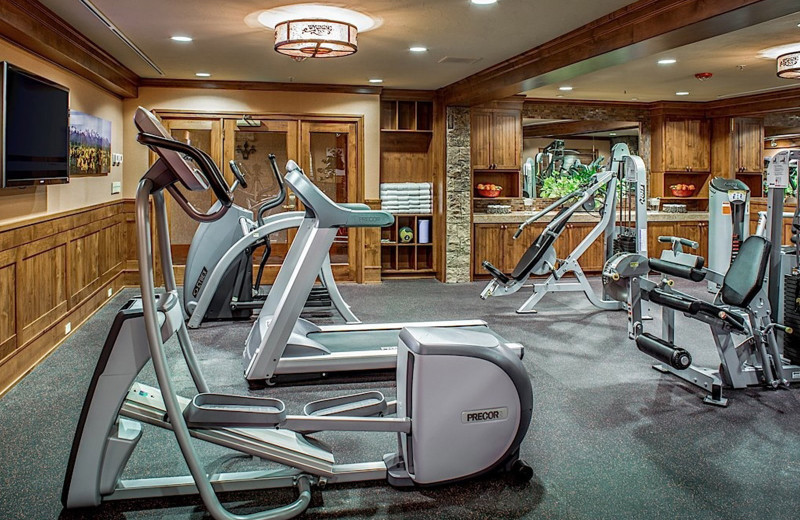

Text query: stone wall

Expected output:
[445,106,472,283]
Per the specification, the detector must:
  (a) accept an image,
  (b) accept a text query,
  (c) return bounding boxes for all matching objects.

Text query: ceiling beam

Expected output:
[523,120,638,138]
[139,78,382,96]
[0,0,139,98]
[440,0,800,106]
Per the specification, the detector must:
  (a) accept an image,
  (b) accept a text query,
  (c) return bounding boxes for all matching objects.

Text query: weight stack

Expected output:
[783,273,800,364]
[613,234,637,254]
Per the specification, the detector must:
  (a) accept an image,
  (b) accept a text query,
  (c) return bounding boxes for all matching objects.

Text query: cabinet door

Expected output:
[664,119,709,172]
[492,111,521,170]
[736,118,763,173]
[686,119,710,172]
[473,225,506,275]
[646,222,677,260]
[675,221,709,260]
[505,222,541,273]
[470,111,492,170]
[664,120,688,172]
[564,223,606,271]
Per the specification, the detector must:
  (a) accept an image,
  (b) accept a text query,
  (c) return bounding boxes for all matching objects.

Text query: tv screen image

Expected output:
[1,62,70,187]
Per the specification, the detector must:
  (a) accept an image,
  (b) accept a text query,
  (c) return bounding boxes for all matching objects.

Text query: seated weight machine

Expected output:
[603,153,800,405]
[480,143,647,314]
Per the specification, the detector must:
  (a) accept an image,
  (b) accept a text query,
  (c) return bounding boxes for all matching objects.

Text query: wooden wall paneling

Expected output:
[0,201,135,396]
[0,250,17,362]
[17,235,67,346]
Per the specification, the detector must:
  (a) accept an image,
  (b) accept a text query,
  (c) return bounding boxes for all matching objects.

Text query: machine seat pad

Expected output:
[648,258,706,282]
[720,235,771,308]
[509,206,572,280]
[482,261,510,285]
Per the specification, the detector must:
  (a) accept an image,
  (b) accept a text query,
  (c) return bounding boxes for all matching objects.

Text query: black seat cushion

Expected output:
[509,206,571,280]
[720,235,771,308]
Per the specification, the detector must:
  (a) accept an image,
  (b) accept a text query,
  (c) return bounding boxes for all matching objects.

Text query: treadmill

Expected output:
[243,160,523,386]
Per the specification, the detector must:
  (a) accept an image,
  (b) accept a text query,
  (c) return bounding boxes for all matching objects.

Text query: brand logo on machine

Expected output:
[192,267,208,297]
[461,407,508,423]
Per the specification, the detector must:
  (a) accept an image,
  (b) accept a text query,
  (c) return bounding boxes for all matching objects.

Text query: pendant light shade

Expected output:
[274,19,357,59]
[777,51,800,79]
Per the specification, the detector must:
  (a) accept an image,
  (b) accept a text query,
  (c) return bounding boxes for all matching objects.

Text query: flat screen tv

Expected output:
[1,62,70,188]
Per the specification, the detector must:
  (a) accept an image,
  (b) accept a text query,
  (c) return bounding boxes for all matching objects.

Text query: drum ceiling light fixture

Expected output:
[777,51,800,79]
[251,4,379,61]
[275,19,357,59]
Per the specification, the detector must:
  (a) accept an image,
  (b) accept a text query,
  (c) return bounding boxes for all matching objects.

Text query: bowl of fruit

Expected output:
[670,183,696,197]
[476,183,503,198]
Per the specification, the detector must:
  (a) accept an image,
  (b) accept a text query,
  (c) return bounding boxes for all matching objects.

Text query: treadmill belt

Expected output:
[308,325,507,353]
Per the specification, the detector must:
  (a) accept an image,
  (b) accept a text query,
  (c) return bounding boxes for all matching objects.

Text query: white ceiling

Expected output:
[38,0,636,90]
[523,11,800,102]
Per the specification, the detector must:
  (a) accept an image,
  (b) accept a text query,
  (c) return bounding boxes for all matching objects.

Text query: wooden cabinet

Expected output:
[652,115,712,211]
[472,221,605,276]
[664,118,710,172]
[735,118,764,174]
[470,108,521,170]
[381,215,434,275]
[474,218,711,279]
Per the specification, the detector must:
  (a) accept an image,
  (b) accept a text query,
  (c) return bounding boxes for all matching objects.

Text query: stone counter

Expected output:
[473,210,709,224]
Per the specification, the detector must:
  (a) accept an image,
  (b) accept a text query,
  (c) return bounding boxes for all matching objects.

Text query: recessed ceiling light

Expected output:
[658,58,677,65]
[675,91,689,96]
[631,97,639,101]
[195,72,211,77]
[609,133,617,136]
[409,46,427,52]
[471,0,497,4]
[559,86,573,91]
[369,78,383,83]
[171,36,193,42]
[556,94,564,98]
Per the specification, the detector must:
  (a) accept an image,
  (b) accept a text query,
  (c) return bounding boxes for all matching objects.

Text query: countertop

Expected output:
[472,210,709,224]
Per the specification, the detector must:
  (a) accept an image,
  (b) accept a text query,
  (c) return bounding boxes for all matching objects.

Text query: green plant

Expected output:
[538,155,605,198]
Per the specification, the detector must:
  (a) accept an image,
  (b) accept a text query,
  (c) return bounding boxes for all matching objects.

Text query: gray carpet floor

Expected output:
[1,278,800,519]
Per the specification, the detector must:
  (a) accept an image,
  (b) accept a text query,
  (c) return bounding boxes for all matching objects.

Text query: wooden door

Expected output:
[492,111,521,170]
[300,121,360,281]
[222,119,298,285]
[470,111,492,170]
[736,118,763,173]
[473,224,506,275]
[162,119,222,265]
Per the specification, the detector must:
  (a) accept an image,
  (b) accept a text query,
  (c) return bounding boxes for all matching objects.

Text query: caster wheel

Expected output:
[510,459,533,482]
[247,379,268,390]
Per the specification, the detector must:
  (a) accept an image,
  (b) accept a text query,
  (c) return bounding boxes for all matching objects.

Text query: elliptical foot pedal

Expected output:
[183,393,286,427]
[303,391,387,417]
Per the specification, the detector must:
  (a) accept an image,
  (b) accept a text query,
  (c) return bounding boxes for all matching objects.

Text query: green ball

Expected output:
[399,227,414,243]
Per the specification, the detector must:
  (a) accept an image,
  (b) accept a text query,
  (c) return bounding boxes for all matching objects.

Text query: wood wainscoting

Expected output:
[0,200,136,397]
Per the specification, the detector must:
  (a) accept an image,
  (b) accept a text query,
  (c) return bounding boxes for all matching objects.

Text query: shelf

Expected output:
[381,129,433,133]
[736,171,764,175]
[661,196,706,200]
[382,268,436,275]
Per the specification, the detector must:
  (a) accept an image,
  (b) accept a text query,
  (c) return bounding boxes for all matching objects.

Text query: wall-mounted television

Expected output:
[1,62,70,188]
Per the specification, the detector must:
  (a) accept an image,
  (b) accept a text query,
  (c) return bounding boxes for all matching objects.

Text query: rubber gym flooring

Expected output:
[1,278,799,519]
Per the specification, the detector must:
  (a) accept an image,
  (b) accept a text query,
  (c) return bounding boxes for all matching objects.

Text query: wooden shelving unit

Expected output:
[381,214,435,275]
[380,96,437,278]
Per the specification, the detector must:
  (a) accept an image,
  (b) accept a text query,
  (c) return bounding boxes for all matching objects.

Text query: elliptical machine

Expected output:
[183,155,359,327]
[61,107,533,519]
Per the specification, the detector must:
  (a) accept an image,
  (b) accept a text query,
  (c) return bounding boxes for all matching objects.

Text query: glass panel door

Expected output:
[223,119,298,283]
[162,119,221,264]
[300,121,359,281]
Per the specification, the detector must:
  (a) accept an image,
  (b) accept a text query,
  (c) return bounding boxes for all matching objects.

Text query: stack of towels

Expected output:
[380,182,433,214]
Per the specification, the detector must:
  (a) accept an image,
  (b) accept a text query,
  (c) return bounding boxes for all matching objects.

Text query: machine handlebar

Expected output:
[257,154,288,227]
[137,132,233,221]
